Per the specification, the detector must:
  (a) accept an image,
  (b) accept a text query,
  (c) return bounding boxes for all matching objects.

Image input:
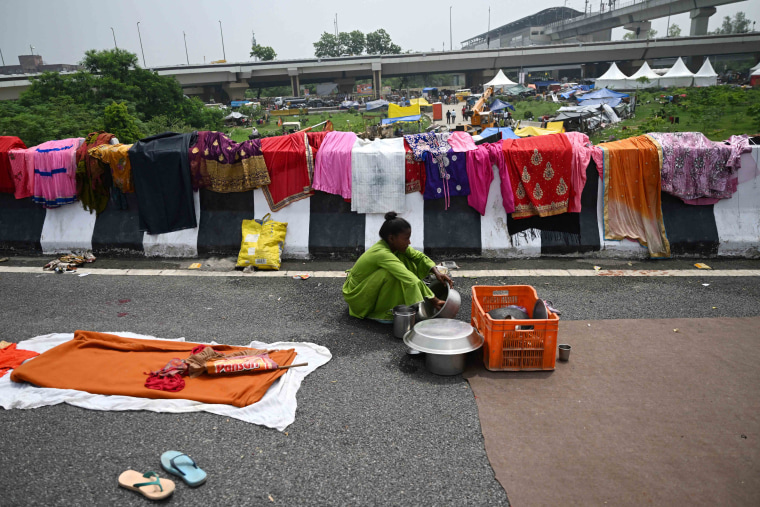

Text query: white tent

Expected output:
[659,57,694,88]
[484,70,517,90]
[626,62,660,89]
[595,62,629,90]
[693,58,718,87]
[751,61,760,73]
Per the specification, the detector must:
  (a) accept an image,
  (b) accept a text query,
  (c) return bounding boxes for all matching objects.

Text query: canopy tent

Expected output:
[388,103,421,118]
[751,68,760,87]
[577,88,628,103]
[751,61,760,73]
[595,62,629,90]
[626,62,660,89]
[578,97,622,107]
[502,84,533,95]
[479,127,520,139]
[693,58,718,87]
[422,87,438,98]
[659,57,694,88]
[484,70,517,90]
[410,97,430,106]
[488,99,515,112]
[223,112,248,120]
[381,115,421,124]
[365,99,389,111]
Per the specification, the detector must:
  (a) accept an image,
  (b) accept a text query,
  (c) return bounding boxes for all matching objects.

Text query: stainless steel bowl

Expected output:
[417,279,461,321]
[403,319,484,376]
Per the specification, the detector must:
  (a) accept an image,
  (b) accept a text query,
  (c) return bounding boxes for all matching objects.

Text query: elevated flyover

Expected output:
[1,33,758,101]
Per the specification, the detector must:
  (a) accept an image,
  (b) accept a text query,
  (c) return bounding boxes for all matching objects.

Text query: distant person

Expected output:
[446,110,451,124]
[248,127,260,140]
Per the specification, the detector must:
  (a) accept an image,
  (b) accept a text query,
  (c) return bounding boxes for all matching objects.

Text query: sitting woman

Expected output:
[343,212,453,323]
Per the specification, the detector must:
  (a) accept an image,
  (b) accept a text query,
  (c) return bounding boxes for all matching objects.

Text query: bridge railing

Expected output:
[544,0,653,30]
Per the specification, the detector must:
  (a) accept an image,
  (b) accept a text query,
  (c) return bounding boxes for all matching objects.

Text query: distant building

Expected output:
[0,54,81,76]
[461,7,589,50]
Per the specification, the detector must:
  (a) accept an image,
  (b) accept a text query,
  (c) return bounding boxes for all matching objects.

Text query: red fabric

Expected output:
[260,132,313,211]
[502,134,573,219]
[0,136,27,194]
[403,139,426,194]
[145,372,185,392]
[306,131,329,155]
[0,343,39,377]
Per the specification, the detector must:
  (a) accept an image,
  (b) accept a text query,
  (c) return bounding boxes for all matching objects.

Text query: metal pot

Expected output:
[393,305,417,339]
[403,319,484,376]
[417,279,461,321]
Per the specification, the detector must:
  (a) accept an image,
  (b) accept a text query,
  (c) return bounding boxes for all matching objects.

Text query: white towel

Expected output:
[351,138,406,214]
[0,332,332,431]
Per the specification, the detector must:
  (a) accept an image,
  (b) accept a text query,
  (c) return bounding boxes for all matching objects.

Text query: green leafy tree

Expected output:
[104,101,143,143]
[623,28,657,40]
[713,12,752,34]
[346,30,366,55]
[314,32,342,58]
[250,45,277,61]
[667,24,681,37]
[365,29,402,55]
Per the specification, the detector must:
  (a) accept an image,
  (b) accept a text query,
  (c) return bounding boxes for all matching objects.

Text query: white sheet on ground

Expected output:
[0,332,332,431]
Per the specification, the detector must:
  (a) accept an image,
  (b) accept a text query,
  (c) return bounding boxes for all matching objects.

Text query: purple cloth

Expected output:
[313,131,357,199]
[647,132,749,202]
[424,150,470,207]
[404,133,451,162]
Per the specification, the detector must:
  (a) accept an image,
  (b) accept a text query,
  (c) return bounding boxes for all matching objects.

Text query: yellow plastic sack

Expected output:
[236,214,287,270]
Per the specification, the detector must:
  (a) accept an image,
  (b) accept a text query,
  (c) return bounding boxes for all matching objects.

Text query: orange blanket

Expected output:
[600,135,671,258]
[10,331,296,408]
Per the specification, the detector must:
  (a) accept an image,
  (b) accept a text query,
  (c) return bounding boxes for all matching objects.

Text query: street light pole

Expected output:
[184,31,190,65]
[0,48,5,66]
[218,20,226,61]
[137,22,146,67]
[449,6,452,51]
[111,27,118,49]
[29,45,34,56]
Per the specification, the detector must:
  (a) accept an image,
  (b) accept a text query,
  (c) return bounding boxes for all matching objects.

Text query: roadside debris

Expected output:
[292,273,311,280]
[43,251,96,272]
[593,266,602,271]
[694,263,711,270]
[0,257,8,263]
[188,263,202,269]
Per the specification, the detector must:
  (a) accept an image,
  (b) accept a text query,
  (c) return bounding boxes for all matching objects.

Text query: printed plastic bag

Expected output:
[236,214,287,270]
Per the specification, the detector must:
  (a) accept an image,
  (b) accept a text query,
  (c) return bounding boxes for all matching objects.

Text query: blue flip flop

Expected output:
[160,451,207,487]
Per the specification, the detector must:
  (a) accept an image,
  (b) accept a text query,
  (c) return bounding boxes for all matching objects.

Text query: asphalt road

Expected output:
[1,259,759,506]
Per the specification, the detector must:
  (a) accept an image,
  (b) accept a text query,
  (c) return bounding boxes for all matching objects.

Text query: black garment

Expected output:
[128,132,197,234]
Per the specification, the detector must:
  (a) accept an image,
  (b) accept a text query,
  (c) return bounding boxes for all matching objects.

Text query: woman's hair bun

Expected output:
[384,211,398,221]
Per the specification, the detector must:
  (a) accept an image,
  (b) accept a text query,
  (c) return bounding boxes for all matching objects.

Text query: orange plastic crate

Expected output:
[471,285,559,371]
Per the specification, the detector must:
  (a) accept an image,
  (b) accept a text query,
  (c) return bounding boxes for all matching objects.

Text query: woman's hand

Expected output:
[431,297,445,310]
[432,267,454,289]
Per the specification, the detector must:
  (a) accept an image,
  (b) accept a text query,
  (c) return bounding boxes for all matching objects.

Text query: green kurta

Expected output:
[343,240,436,321]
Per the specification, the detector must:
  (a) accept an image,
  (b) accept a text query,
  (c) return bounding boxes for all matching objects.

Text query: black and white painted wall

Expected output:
[1,147,758,259]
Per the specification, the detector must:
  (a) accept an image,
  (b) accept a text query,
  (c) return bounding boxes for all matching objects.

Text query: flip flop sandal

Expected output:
[160,451,207,487]
[118,470,175,500]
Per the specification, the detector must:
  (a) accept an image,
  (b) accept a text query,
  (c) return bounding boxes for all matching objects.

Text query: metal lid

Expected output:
[403,318,483,355]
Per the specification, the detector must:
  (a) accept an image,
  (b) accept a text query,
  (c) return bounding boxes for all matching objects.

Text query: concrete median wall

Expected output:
[1,147,758,260]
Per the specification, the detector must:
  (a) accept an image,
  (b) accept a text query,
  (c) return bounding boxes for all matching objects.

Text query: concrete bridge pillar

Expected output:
[336,78,356,95]
[372,63,382,99]
[288,68,300,97]
[690,7,716,36]
[623,21,652,39]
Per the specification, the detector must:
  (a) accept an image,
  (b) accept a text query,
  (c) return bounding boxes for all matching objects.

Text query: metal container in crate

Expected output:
[471,285,559,371]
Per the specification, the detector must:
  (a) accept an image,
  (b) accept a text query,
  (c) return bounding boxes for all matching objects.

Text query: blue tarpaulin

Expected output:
[489,99,515,112]
[381,115,421,124]
[576,97,622,107]
[231,100,252,108]
[577,88,628,102]
[422,87,438,93]
[479,127,520,140]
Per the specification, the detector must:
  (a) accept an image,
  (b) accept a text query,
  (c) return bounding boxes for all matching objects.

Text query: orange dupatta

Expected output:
[601,135,670,258]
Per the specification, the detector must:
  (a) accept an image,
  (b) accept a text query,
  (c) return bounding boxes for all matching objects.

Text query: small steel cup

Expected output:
[558,344,572,362]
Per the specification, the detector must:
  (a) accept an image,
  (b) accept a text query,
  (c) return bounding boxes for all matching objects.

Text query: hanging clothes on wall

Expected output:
[595,135,670,258]
[465,145,494,216]
[351,137,406,214]
[188,130,211,190]
[403,139,426,194]
[128,132,197,235]
[8,145,36,199]
[502,134,573,219]
[565,132,593,213]
[447,131,478,153]
[88,143,134,193]
[313,131,357,200]
[260,132,315,212]
[483,142,515,215]
[0,136,27,194]
[194,131,270,193]
[76,131,116,215]
[646,132,750,203]
[423,149,471,208]
[32,138,84,208]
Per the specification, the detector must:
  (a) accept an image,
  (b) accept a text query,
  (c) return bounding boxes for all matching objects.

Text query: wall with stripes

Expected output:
[1,147,759,260]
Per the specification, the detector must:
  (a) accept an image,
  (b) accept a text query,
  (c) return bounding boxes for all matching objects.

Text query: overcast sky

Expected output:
[1,0,757,68]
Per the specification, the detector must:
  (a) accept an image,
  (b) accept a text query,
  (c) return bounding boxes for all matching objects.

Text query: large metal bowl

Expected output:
[417,279,461,321]
[403,319,484,355]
